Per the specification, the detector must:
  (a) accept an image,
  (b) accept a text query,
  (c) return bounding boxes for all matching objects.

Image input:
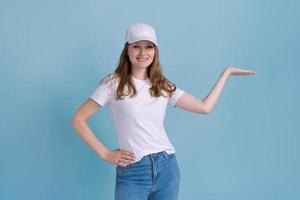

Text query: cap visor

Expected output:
[127,36,157,46]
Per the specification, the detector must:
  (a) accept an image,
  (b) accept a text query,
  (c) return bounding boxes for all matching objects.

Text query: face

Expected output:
[127,40,155,69]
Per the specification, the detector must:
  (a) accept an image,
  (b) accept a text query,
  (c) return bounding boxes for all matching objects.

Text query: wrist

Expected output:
[100,149,110,160]
[223,68,231,77]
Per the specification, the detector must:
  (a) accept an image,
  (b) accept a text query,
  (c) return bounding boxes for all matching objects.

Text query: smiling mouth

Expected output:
[137,58,148,62]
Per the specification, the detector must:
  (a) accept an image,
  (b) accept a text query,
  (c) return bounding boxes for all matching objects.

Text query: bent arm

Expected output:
[71,98,109,159]
[176,70,229,114]
[201,69,229,113]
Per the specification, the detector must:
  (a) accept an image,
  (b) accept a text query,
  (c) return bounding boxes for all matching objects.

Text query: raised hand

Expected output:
[224,67,256,76]
[104,149,136,167]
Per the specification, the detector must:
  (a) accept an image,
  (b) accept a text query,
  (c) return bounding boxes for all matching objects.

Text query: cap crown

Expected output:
[125,23,157,46]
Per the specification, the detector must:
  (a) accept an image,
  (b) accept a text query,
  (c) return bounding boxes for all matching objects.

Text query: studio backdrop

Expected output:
[1,0,299,199]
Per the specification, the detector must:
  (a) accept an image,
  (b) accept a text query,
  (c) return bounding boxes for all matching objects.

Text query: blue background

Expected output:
[1,0,299,199]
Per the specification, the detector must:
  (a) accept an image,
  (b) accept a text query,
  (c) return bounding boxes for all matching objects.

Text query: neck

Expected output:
[131,67,148,80]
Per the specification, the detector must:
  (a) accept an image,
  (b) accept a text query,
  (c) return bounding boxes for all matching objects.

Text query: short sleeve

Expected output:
[168,87,185,108]
[90,74,115,106]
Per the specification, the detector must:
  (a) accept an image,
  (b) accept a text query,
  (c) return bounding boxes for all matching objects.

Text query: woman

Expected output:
[71,23,255,200]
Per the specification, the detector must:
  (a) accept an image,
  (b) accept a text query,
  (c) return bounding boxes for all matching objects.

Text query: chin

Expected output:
[134,63,151,68]
[137,65,150,69]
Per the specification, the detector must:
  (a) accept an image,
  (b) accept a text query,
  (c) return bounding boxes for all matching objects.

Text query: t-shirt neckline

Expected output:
[132,76,150,82]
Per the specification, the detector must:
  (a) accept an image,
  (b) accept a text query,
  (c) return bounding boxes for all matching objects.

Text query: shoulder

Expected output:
[98,73,120,86]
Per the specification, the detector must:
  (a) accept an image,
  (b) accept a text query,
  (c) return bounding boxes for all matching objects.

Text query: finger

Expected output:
[244,71,255,75]
[232,71,254,76]
[244,70,255,74]
[122,151,135,156]
[119,159,132,166]
[120,154,135,160]
[119,156,135,164]
[116,159,124,166]
[117,159,130,167]
[121,151,135,159]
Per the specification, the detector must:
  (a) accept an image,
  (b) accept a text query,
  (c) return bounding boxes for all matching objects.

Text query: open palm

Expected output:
[225,67,256,76]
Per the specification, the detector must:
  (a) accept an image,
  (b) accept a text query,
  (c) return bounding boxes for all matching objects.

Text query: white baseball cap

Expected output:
[125,23,158,46]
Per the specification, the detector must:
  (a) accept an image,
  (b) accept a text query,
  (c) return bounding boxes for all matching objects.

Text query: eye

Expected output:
[147,45,154,49]
[132,45,140,48]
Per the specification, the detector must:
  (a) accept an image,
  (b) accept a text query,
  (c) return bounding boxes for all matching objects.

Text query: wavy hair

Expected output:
[103,43,177,100]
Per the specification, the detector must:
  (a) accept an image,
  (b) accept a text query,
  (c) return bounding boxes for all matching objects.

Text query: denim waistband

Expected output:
[140,151,174,163]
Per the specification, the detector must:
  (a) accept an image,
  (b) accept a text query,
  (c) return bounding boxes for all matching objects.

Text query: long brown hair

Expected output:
[103,42,177,100]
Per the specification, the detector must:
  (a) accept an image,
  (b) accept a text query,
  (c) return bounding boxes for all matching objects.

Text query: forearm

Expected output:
[71,118,109,159]
[203,70,229,113]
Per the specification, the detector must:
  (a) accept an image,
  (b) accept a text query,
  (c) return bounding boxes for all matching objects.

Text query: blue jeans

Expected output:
[114,151,180,200]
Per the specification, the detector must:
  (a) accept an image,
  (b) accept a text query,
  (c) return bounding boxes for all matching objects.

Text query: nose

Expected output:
[139,47,146,56]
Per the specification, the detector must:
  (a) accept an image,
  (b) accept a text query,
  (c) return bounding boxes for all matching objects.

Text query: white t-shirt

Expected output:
[90,73,185,163]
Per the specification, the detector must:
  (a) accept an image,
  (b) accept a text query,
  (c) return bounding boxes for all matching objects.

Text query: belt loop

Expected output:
[163,151,168,158]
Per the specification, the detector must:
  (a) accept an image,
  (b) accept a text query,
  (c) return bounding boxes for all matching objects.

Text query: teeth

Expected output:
[137,58,148,61]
